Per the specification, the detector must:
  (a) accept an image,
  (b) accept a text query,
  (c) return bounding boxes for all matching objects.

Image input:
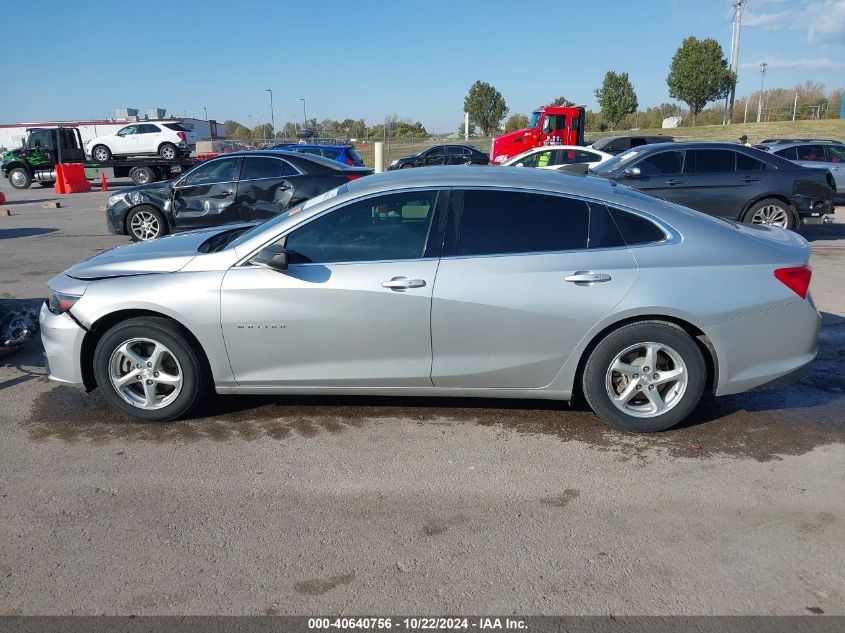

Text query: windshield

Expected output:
[589,150,641,175]
[527,111,541,129]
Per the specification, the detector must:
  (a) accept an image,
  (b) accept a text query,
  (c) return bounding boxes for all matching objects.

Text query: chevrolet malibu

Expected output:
[40,167,820,432]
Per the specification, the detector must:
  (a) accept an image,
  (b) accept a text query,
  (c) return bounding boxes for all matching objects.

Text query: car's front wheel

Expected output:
[126,205,168,241]
[93,317,209,422]
[7,167,32,189]
[91,145,112,162]
[743,198,796,229]
[582,321,706,432]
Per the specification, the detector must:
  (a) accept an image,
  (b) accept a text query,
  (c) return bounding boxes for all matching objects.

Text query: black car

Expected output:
[106,150,373,241]
[388,144,488,170]
[589,142,835,229]
[589,135,674,155]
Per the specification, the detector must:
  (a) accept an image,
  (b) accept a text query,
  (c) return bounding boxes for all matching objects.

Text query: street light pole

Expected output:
[203,106,208,120]
[756,61,767,123]
[266,89,275,140]
[300,98,307,130]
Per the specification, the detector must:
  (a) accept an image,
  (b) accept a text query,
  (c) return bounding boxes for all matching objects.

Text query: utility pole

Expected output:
[743,98,749,123]
[724,0,745,124]
[756,61,767,123]
[792,93,799,121]
[266,89,275,140]
[300,98,307,130]
[203,106,208,120]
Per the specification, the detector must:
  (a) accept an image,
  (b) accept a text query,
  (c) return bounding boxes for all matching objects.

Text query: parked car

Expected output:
[86,122,196,161]
[106,150,372,241]
[389,144,488,169]
[589,135,674,155]
[500,145,612,170]
[267,143,365,167]
[43,167,819,433]
[763,140,844,201]
[589,142,835,229]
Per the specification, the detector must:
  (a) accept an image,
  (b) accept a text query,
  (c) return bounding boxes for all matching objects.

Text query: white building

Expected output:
[0,117,225,151]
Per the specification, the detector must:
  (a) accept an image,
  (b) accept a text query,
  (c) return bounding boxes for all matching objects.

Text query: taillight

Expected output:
[346,158,354,166]
[345,174,364,181]
[177,132,187,142]
[774,265,812,299]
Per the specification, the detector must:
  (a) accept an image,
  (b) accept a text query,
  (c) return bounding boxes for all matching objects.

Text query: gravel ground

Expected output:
[0,178,843,615]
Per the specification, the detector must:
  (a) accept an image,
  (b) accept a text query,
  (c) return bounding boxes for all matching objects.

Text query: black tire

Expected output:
[742,198,796,230]
[125,205,168,242]
[158,143,178,160]
[129,166,156,185]
[91,144,112,162]
[400,163,415,169]
[37,180,55,187]
[93,317,209,422]
[7,167,32,189]
[582,320,706,433]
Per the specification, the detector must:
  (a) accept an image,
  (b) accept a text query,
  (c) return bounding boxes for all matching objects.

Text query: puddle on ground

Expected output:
[22,324,845,462]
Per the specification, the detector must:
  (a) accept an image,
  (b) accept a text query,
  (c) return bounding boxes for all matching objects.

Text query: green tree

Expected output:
[504,113,529,132]
[550,96,574,107]
[223,120,251,140]
[594,71,638,130]
[463,80,508,136]
[666,36,735,125]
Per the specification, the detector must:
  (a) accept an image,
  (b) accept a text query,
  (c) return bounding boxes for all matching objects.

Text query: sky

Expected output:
[2,0,843,132]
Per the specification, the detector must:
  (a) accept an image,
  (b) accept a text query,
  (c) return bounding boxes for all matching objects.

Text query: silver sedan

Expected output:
[40,167,820,432]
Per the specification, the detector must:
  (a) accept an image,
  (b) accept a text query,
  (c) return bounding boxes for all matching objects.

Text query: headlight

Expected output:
[47,290,81,315]
[390,160,398,166]
[107,193,124,207]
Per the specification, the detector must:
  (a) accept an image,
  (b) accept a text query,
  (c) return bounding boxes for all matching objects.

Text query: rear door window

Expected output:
[828,145,845,163]
[636,150,684,176]
[457,190,589,256]
[240,156,297,180]
[321,149,341,160]
[690,150,737,173]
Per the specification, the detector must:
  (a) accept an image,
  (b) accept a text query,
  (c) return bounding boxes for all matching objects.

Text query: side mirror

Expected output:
[622,167,641,178]
[515,162,524,168]
[252,244,289,272]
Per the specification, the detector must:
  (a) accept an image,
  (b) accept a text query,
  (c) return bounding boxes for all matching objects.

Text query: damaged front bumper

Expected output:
[39,301,86,387]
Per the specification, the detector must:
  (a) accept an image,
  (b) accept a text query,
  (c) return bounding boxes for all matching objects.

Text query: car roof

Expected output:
[763,139,843,149]
[285,143,352,150]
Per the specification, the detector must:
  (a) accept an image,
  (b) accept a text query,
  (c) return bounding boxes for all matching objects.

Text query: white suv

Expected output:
[86,122,196,162]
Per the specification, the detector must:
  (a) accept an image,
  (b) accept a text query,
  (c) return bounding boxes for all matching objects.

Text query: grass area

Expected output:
[353,120,844,167]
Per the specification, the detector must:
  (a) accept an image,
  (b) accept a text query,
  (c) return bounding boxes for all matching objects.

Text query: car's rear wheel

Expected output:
[401,163,415,169]
[126,205,168,241]
[92,145,112,162]
[159,143,178,160]
[743,198,795,229]
[582,321,706,432]
[8,167,31,189]
[93,317,209,422]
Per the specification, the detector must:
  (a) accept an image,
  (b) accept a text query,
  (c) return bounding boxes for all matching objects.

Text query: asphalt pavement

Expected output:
[0,178,843,615]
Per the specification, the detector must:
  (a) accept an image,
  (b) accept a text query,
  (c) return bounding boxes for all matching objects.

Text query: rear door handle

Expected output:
[666,178,684,186]
[220,190,233,196]
[564,272,611,284]
[741,176,759,183]
[381,277,426,290]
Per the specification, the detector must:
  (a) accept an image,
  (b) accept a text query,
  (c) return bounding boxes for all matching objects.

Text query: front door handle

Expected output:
[666,178,684,186]
[381,277,426,290]
[564,271,612,284]
[219,190,233,196]
[741,176,759,183]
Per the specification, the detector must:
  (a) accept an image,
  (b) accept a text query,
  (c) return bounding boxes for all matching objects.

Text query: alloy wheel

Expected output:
[751,204,790,228]
[605,342,688,418]
[129,210,161,241]
[108,338,183,411]
[160,145,176,159]
[93,147,110,162]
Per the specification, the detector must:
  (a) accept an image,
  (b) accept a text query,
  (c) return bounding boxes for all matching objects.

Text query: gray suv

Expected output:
[763,140,844,202]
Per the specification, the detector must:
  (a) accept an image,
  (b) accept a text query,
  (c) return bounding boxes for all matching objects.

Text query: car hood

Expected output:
[65,227,226,280]
[115,180,175,199]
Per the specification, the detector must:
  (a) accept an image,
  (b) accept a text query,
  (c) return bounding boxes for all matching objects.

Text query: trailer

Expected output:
[1,126,199,189]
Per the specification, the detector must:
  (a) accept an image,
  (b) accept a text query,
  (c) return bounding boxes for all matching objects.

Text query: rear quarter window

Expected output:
[608,207,667,246]
[163,123,190,132]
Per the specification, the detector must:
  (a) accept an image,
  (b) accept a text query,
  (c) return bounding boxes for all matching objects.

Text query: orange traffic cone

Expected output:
[100,172,108,191]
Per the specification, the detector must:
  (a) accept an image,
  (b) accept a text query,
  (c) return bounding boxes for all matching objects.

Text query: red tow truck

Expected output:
[490,105,586,164]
